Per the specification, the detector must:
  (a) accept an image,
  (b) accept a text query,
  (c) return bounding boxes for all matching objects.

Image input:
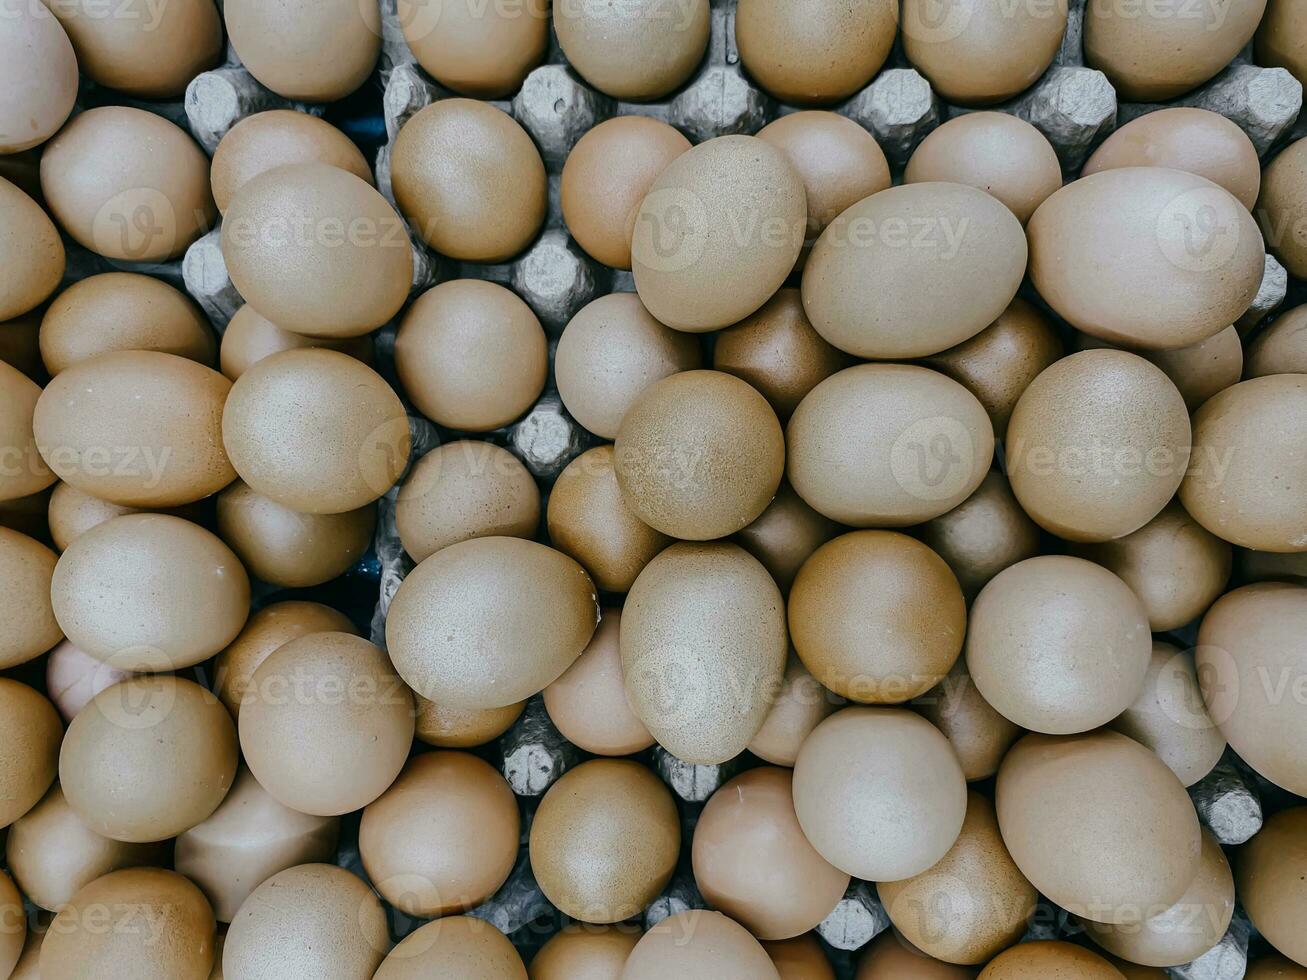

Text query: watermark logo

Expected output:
[1156,185,1244,274]
[632,186,709,274]
[891,416,976,503]
[91,188,177,262]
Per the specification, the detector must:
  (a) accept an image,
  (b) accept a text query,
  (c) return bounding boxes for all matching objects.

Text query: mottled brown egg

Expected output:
[530,925,640,980]
[1257,0,1307,85]
[414,697,525,748]
[392,99,546,262]
[1078,326,1243,412]
[624,910,779,979]
[787,364,994,527]
[764,934,835,980]
[174,765,340,922]
[360,752,518,917]
[978,941,1124,979]
[1028,168,1264,349]
[530,760,679,923]
[1247,955,1307,979]
[374,917,523,980]
[238,632,415,816]
[0,681,61,829]
[748,652,840,767]
[561,117,692,270]
[734,482,841,595]
[1180,375,1307,551]
[543,608,655,755]
[387,536,598,709]
[912,661,1023,782]
[60,676,236,842]
[221,164,411,339]
[967,556,1150,734]
[621,542,786,764]
[0,361,54,503]
[0,311,42,381]
[0,178,65,322]
[856,932,977,978]
[553,0,709,100]
[395,280,546,431]
[793,707,968,881]
[45,639,143,722]
[1259,138,1307,279]
[398,0,546,97]
[997,731,1202,924]
[1238,807,1307,968]
[0,527,60,668]
[803,183,1026,359]
[219,304,374,381]
[631,135,806,332]
[222,348,410,514]
[1247,306,1307,377]
[0,4,77,154]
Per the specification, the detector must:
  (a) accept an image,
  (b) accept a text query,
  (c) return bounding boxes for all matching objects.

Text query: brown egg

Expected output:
[0,527,60,668]
[530,759,679,923]
[555,292,701,439]
[46,482,202,552]
[174,765,340,923]
[223,864,390,978]
[1103,955,1168,980]
[803,183,1027,359]
[615,370,783,540]
[213,601,357,720]
[0,870,21,979]
[51,514,249,670]
[0,311,42,381]
[560,117,691,270]
[1085,0,1266,101]
[553,0,709,100]
[45,639,142,722]
[790,531,964,703]
[905,115,1062,224]
[360,752,518,917]
[748,652,840,767]
[1248,306,1307,377]
[0,360,54,503]
[0,178,65,321]
[1006,350,1191,542]
[764,934,835,980]
[223,0,379,101]
[1181,375,1307,551]
[1238,808,1307,968]
[7,916,44,980]
[238,632,414,816]
[0,681,61,829]
[631,135,806,332]
[0,4,76,152]
[1257,0,1307,85]
[398,0,546,97]
[1198,583,1307,794]
[734,482,841,594]
[792,707,968,881]
[624,910,779,979]
[373,917,523,980]
[386,536,598,709]
[735,0,895,105]
[978,941,1124,979]
[787,364,995,527]
[392,99,546,262]
[1077,326,1243,412]
[530,925,640,980]
[967,556,1150,734]
[1237,547,1307,586]
[881,792,1038,965]
[1247,955,1307,979]
[415,697,525,748]
[221,164,411,339]
[902,0,1067,103]
[693,767,849,940]
[219,304,374,381]
[621,542,786,763]
[543,608,655,756]
[222,348,410,514]
[40,868,215,980]
[997,731,1202,924]
[1028,168,1264,349]
[1259,138,1307,279]
[856,932,977,978]
[912,661,1023,782]
[395,280,546,431]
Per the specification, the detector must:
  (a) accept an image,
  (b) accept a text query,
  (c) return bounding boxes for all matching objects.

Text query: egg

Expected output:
[49,0,221,98]
[0,680,61,829]
[40,868,215,980]
[224,864,390,979]
[222,348,410,514]
[398,0,546,97]
[530,925,640,980]
[414,697,525,748]
[0,4,77,153]
[764,934,836,980]
[904,114,1062,224]
[555,292,702,439]
[1084,0,1266,101]
[912,661,1023,782]
[735,0,895,105]
[1259,137,1307,279]
[0,360,53,503]
[1257,0,1307,85]
[792,707,968,881]
[790,531,965,703]
[1082,108,1261,210]
[1237,547,1307,586]
[219,305,374,381]
[238,632,415,816]
[902,0,1068,103]
[1247,955,1307,979]
[174,765,340,923]
[1248,306,1307,376]
[734,482,841,594]
[0,527,60,668]
[621,542,786,763]
[0,311,42,381]
[391,99,546,262]
[373,917,524,980]
[802,183,1027,359]
[7,920,43,980]
[1238,808,1307,968]
[46,482,203,551]
[1028,168,1264,349]
[560,117,692,270]
[787,364,994,526]
[223,0,380,101]
[51,514,249,670]
[693,767,849,940]
[997,730,1202,924]
[395,280,546,431]
[748,652,839,767]
[360,751,518,917]
[856,932,977,978]
[543,608,655,755]
[45,639,141,722]
[631,135,806,332]
[967,556,1150,734]
[977,941,1125,979]
[1104,957,1168,980]
[553,0,709,100]
[386,536,598,709]
[0,871,20,979]
[530,759,679,923]
[0,179,64,325]
[1077,326,1244,412]
[1180,375,1307,551]
[221,164,412,339]
[1197,583,1307,794]
[623,910,779,979]
[1006,350,1190,541]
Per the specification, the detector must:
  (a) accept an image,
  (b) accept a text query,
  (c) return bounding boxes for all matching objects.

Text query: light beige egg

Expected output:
[623,910,779,979]
[373,917,524,980]
[46,482,197,552]
[0,527,60,668]
[912,661,1023,783]
[748,652,840,767]
[0,4,77,153]
[1247,305,1307,377]
[529,925,640,980]
[1237,807,1307,968]
[554,0,709,100]
[45,639,143,722]
[0,360,55,503]
[414,697,525,749]
[1257,0,1307,86]
[398,0,546,97]
[0,681,62,830]
[0,178,65,321]
[734,482,841,595]
[218,304,374,381]
[1258,137,1307,279]
[978,941,1125,979]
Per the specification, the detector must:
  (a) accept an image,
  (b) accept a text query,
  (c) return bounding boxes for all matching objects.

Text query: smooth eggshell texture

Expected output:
[734,482,841,594]
[375,919,524,980]
[792,707,968,882]
[1257,139,1307,283]
[415,697,524,748]
[553,0,709,100]
[223,0,378,101]
[764,934,836,980]
[621,542,787,764]
[978,941,1125,979]
[0,178,65,321]
[856,932,977,978]
[1247,305,1307,377]
[1257,0,1307,85]
[219,304,374,381]
[45,639,140,723]
[0,527,60,668]
[912,661,1023,783]
[530,925,640,980]
[0,680,61,829]
[0,4,76,153]
[1099,326,1244,413]
[748,652,840,767]
[1237,807,1307,968]
[623,910,780,980]
[399,0,546,97]
[0,360,54,503]
[0,871,20,979]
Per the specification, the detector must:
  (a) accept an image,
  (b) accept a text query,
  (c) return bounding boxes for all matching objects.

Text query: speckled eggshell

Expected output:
[734,482,842,595]
[397,0,546,97]
[529,925,640,980]
[374,917,525,980]
[764,934,836,980]
[47,481,166,551]
[1257,0,1307,85]
[1258,138,1307,279]
[0,680,61,830]
[0,360,54,504]
[0,178,65,321]
[553,0,709,100]
[0,4,77,154]
[0,527,60,669]
[1247,306,1307,377]
[1096,326,1243,412]
[977,941,1125,979]
[219,305,374,381]
[623,910,780,980]
[1238,807,1307,968]
[912,661,1023,783]
[748,652,840,767]
[856,932,977,978]
[414,697,525,748]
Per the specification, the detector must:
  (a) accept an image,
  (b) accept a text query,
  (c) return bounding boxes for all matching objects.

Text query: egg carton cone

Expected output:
[1168,913,1251,980]
[497,696,583,798]
[184,66,328,155]
[467,849,556,938]
[1189,754,1264,846]
[651,745,747,804]
[815,880,891,952]
[1237,254,1290,334]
